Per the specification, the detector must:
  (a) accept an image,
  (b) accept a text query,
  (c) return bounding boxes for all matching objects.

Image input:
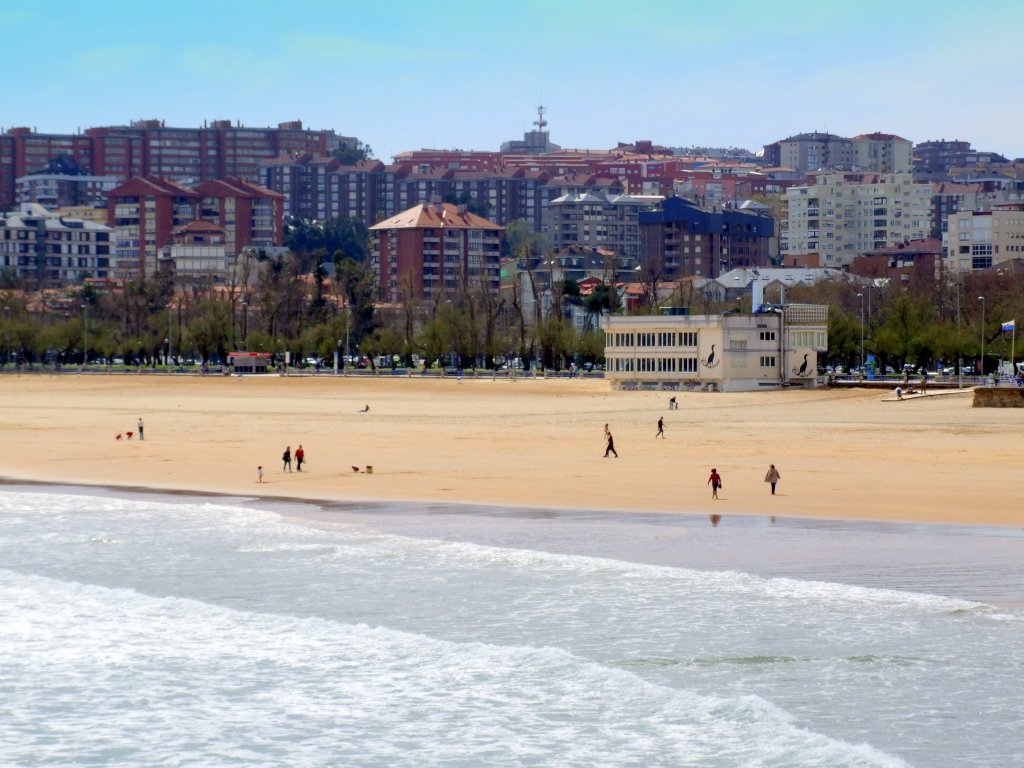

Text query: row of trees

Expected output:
[1,216,1022,373]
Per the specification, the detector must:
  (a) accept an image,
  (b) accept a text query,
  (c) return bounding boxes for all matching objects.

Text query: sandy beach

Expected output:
[0,372,1020,526]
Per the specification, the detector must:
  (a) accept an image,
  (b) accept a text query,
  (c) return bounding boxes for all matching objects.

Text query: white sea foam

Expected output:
[2,488,1022,766]
[0,570,908,768]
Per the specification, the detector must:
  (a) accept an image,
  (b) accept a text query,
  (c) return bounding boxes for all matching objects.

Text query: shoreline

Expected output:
[2,375,1022,528]
[5,479,1024,607]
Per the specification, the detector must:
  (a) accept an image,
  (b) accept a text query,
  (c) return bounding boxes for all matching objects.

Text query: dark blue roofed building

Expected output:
[638,196,775,279]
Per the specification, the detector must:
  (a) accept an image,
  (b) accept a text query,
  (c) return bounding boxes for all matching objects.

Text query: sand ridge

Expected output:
[1,373,1020,526]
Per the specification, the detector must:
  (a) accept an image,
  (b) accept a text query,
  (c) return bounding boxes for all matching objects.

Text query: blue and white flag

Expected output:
[1002,319,1015,331]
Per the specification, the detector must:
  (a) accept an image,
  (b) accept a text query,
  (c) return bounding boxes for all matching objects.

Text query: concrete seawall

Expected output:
[973,387,1024,407]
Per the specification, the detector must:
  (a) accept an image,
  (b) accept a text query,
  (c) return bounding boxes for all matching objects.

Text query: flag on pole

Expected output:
[1001,319,1015,331]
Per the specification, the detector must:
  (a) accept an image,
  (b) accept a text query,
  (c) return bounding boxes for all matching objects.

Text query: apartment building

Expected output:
[106,177,200,280]
[0,120,348,210]
[16,173,118,208]
[194,177,284,258]
[944,202,1024,273]
[0,203,113,286]
[545,192,661,261]
[763,132,912,174]
[638,196,775,279]
[369,202,503,303]
[782,173,931,268]
[158,220,228,286]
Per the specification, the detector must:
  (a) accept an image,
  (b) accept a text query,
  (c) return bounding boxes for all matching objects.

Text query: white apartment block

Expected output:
[782,173,930,268]
[944,202,1024,273]
[0,203,113,285]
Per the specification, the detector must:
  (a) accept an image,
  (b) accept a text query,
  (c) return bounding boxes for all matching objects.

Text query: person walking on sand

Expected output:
[137,417,144,441]
[668,396,678,410]
[282,446,292,472]
[765,464,780,495]
[656,416,666,438]
[604,429,618,458]
[295,445,305,472]
[708,468,722,499]
[257,466,264,484]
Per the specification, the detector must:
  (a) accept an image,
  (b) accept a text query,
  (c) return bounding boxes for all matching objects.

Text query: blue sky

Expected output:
[3,0,1023,161]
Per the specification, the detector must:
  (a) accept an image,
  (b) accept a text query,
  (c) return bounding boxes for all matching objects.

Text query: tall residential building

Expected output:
[106,176,200,280]
[0,120,349,210]
[0,203,113,286]
[944,202,1024,273]
[194,177,284,257]
[545,192,661,261]
[369,202,503,303]
[782,173,931,268]
[16,173,118,208]
[914,139,1009,175]
[763,132,912,174]
[638,196,775,279]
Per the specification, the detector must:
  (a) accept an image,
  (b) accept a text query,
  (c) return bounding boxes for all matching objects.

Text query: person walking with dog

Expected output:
[764,464,781,495]
[282,446,292,472]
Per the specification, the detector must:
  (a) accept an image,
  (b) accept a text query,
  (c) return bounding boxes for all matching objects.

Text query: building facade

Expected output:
[194,177,284,258]
[638,196,775,279]
[106,177,200,280]
[782,173,931,268]
[15,173,118,208]
[944,202,1024,273]
[0,203,113,285]
[545,192,661,261]
[763,132,912,174]
[369,203,503,303]
[158,220,228,286]
[603,304,828,392]
[0,120,348,210]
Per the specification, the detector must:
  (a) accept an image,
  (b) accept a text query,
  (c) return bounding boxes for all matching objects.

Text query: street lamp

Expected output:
[856,292,864,372]
[978,296,985,376]
[4,306,9,367]
[81,303,87,368]
[241,299,249,347]
[164,338,169,367]
[955,282,962,389]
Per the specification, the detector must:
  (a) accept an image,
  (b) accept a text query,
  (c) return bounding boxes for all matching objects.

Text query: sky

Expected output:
[3,0,1023,161]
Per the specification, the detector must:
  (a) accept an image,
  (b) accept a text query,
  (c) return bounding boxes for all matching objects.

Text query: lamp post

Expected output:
[81,303,87,369]
[164,337,169,367]
[168,302,174,367]
[955,282,962,389]
[345,302,351,374]
[241,299,249,347]
[978,295,985,376]
[336,338,343,375]
[4,306,9,368]
[856,292,864,372]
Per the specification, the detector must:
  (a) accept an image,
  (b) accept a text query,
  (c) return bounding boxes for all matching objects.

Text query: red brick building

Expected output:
[369,202,503,302]
[106,176,199,279]
[194,177,284,257]
[1,120,347,210]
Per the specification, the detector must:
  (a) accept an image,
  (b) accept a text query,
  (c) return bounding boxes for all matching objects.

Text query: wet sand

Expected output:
[0,373,1020,526]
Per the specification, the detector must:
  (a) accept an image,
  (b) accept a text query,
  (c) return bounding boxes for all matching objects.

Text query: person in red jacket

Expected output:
[708,468,722,499]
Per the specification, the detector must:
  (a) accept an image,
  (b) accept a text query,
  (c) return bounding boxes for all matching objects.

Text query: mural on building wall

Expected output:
[701,344,719,369]
[790,351,816,377]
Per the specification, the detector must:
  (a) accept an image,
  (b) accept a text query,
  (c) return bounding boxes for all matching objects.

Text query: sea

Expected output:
[2,486,1023,768]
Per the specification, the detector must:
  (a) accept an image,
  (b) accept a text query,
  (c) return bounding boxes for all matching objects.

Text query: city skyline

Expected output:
[3,0,1023,162]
